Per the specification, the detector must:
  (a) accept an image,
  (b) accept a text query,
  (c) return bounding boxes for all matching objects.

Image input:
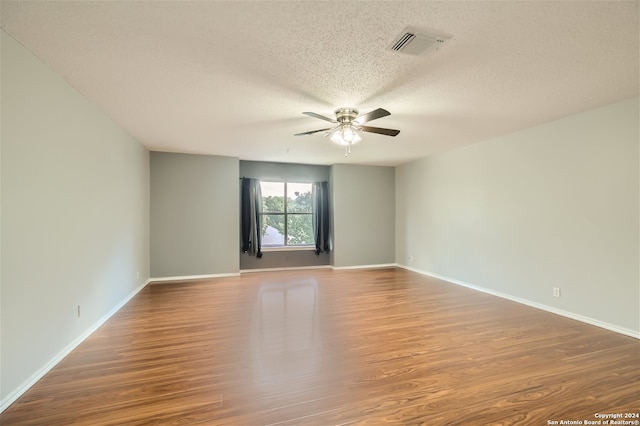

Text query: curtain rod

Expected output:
[240,177,328,183]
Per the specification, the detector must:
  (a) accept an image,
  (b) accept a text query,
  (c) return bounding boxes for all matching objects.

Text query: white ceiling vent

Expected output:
[389,27,449,56]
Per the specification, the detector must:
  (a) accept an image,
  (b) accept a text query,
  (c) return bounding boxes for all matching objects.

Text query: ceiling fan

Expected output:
[294,107,400,156]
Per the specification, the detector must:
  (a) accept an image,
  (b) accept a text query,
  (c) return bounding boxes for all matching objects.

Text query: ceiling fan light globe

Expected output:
[330,131,348,145]
[343,127,355,142]
[331,125,361,146]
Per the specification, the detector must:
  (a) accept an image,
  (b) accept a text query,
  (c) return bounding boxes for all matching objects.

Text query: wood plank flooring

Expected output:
[1,268,638,425]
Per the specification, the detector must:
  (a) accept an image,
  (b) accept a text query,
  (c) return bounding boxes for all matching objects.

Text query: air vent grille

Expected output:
[391,32,416,51]
[389,27,449,56]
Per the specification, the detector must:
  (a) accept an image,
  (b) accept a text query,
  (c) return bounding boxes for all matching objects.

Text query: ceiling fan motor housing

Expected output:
[335,107,359,123]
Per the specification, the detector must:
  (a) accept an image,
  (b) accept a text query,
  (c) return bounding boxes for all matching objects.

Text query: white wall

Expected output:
[1,30,150,406]
[150,152,239,277]
[331,164,395,268]
[396,97,639,335]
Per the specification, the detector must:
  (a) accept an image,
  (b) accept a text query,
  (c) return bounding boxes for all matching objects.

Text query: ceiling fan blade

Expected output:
[360,125,400,137]
[303,112,337,123]
[356,108,391,124]
[294,127,333,136]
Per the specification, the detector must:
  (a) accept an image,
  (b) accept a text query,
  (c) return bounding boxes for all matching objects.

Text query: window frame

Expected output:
[260,181,314,249]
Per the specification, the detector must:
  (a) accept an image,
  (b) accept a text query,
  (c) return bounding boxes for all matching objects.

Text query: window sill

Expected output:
[262,246,315,252]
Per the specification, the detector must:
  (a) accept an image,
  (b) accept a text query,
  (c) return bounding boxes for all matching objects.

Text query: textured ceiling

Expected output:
[1,1,638,166]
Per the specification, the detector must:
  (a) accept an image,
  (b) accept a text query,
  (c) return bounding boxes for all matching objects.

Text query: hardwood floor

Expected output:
[2,268,638,425]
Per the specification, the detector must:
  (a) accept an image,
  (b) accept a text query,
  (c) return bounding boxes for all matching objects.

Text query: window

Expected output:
[260,181,314,247]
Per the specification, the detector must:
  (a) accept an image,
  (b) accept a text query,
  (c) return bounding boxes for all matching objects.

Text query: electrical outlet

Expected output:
[553,287,561,298]
[77,305,81,317]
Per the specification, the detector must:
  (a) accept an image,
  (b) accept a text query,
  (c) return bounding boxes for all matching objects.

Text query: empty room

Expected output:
[1,1,638,424]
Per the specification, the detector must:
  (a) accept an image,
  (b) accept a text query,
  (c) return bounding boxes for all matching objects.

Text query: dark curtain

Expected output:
[241,177,263,258]
[312,181,330,255]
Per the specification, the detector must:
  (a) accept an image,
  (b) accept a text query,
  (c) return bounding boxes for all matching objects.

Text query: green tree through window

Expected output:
[260,181,314,246]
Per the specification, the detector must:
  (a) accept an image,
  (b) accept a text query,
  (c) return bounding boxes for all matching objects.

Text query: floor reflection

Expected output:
[250,278,320,388]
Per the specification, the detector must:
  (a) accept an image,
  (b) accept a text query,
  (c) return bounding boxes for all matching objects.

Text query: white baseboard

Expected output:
[149,272,240,283]
[0,279,151,414]
[398,264,640,339]
[331,263,398,271]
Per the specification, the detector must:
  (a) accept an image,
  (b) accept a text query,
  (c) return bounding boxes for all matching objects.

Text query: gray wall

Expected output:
[331,164,396,268]
[240,160,329,183]
[1,30,150,404]
[151,152,239,277]
[240,161,330,270]
[396,97,639,335]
